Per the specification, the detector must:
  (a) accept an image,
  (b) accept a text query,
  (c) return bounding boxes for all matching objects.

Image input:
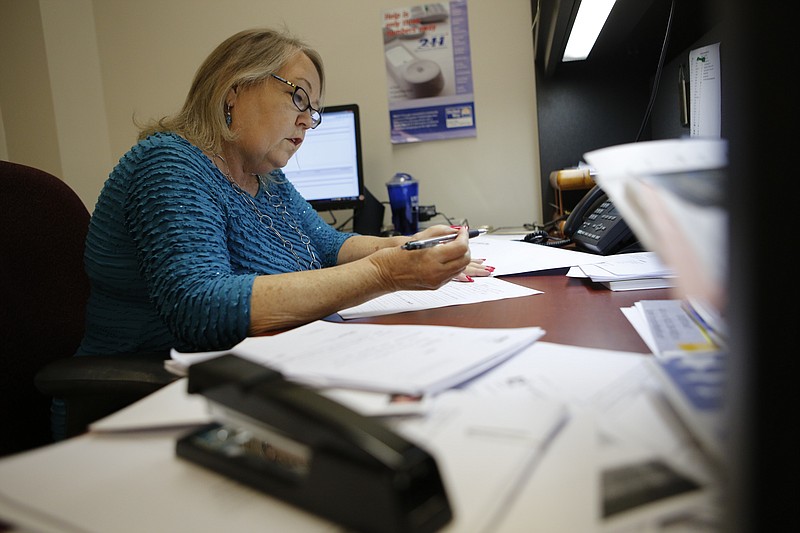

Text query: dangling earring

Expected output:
[225,104,232,127]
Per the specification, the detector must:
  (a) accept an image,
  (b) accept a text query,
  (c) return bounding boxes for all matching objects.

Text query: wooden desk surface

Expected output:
[346,269,674,353]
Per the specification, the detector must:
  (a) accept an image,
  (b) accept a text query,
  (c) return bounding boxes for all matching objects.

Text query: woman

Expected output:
[77,28,489,357]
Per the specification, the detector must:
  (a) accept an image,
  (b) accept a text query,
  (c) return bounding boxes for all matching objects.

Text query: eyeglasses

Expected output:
[270,74,322,129]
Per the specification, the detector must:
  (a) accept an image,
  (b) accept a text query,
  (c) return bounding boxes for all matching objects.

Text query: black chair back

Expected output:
[0,160,90,456]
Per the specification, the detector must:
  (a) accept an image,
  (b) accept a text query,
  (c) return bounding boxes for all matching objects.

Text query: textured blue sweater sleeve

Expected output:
[124,137,255,350]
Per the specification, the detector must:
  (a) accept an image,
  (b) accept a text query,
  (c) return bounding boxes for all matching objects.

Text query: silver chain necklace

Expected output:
[213,153,321,271]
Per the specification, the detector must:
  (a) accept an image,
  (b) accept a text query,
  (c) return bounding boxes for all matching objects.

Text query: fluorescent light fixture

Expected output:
[562,0,617,62]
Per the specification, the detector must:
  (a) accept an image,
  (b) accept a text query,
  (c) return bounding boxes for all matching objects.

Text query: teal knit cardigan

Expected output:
[77,133,352,354]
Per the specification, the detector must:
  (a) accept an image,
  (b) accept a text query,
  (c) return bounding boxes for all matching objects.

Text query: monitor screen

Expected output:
[282,103,365,212]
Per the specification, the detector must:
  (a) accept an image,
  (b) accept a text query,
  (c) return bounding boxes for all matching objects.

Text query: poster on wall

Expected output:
[382,1,476,144]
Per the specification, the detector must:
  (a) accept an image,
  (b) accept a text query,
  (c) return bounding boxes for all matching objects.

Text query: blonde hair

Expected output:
[137,28,325,153]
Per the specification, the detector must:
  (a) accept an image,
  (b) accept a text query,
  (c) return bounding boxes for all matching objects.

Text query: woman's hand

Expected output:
[453,257,495,282]
[369,226,473,291]
[248,226,493,334]
[402,224,457,243]
[403,225,495,283]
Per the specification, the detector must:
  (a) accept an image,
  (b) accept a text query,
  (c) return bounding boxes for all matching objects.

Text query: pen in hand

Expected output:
[401,228,487,250]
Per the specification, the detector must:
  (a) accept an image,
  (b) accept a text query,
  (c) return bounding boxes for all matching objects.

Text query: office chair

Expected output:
[0,160,176,457]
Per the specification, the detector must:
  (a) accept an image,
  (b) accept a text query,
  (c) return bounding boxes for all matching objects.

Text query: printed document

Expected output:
[171,320,545,395]
[338,275,540,319]
[469,234,603,276]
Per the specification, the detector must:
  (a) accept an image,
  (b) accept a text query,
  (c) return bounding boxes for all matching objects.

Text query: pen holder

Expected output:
[386,173,419,235]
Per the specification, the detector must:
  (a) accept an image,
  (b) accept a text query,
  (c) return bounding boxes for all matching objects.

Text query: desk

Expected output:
[351,269,670,353]
[0,271,696,533]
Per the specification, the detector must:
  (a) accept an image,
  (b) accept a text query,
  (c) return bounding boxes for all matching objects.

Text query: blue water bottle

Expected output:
[386,173,419,235]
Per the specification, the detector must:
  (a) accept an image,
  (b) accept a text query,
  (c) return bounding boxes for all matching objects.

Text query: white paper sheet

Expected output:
[570,251,674,281]
[0,368,566,533]
[467,341,720,530]
[689,42,721,138]
[469,235,604,276]
[338,275,541,319]
[171,320,545,396]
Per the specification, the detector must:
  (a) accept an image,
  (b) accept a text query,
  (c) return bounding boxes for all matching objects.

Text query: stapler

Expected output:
[175,354,452,533]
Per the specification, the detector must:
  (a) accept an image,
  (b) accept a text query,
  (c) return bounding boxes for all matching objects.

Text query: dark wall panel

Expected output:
[535,66,650,222]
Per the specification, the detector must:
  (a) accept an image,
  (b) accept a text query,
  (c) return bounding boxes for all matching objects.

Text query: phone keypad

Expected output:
[573,200,632,254]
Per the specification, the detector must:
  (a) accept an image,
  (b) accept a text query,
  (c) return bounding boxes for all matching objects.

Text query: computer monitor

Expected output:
[282,103,365,212]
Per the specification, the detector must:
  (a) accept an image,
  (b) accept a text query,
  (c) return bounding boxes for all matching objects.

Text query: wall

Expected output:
[533,0,726,223]
[0,104,7,161]
[0,0,61,179]
[535,67,650,222]
[0,0,542,230]
[650,23,725,141]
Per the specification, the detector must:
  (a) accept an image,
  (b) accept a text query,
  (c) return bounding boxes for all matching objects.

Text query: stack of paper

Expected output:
[621,299,727,461]
[626,299,722,357]
[583,139,728,308]
[171,320,546,396]
[568,251,676,291]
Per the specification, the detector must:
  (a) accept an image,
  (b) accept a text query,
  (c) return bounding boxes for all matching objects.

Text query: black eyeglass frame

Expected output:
[270,74,322,129]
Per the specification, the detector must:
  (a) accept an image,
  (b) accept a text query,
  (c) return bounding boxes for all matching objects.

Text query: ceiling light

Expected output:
[562,0,617,62]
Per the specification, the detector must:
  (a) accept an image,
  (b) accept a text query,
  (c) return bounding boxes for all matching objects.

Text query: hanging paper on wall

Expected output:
[689,42,721,138]
[382,1,477,144]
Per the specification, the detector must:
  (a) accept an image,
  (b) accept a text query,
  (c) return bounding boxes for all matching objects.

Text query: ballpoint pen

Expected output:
[401,228,487,250]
